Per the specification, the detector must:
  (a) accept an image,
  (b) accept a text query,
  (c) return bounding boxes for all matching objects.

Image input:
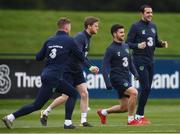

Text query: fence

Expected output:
[0,55,180,99]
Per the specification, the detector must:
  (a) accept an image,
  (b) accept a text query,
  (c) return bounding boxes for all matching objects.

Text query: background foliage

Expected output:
[0,0,180,12]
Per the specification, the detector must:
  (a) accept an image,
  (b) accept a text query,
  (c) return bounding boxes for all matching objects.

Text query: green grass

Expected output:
[0,10,180,56]
[0,99,180,133]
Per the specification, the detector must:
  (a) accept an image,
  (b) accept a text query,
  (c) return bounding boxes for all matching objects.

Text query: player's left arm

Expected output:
[36,41,48,61]
[70,39,85,63]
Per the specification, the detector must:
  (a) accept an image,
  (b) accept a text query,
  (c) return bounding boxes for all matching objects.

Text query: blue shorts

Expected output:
[111,77,131,98]
[64,66,86,87]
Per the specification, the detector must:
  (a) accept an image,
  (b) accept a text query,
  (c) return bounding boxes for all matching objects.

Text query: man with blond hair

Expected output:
[40,16,100,129]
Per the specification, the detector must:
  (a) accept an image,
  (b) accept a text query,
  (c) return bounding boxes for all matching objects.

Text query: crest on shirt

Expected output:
[151,28,156,34]
[139,66,144,71]
[123,82,129,87]
[142,30,146,35]
[117,51,121,56]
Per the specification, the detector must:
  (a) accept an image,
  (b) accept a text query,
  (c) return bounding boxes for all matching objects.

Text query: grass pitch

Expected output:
[0,10,180,56]
[0,99,180,133]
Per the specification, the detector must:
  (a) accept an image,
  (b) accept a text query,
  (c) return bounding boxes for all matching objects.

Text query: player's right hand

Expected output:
[138,42,146,49]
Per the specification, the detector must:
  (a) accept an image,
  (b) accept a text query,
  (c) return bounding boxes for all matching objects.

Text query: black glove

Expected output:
[107,86,113,90]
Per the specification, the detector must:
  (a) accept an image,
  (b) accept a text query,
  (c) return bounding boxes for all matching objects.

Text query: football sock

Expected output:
[64,120,72,126]
[7,114,15,122]
[43,106,52,116]
[135,114,143,120]
[81,113,87,123]
[128,115,134,123]
[101,109,108,116]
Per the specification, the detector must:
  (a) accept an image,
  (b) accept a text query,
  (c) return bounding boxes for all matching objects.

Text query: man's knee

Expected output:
[121,105,128,112]
[80,90,88,99]
[129,89,138,98]
[61,94,69,101]
[33,102,44,111]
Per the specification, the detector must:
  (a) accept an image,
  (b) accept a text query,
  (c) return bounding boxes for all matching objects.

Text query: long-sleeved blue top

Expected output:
[66,30,94,71]
[102,41,139,88]
[36,31,84,78]
[126,20,163,64]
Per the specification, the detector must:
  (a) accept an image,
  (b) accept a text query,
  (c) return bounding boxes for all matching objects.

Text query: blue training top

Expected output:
[126,20,163,64]
[102,41,139,88]
[36,31,85,79]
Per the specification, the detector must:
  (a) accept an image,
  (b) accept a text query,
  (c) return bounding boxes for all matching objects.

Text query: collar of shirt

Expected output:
[140,19,150,25]
[83,30,92,39]
[113,41,123,46]
[56,31,68,35]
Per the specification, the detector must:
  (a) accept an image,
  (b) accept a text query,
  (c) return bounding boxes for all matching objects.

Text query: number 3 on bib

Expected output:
[147,37,153,47]
[122,57,128,67]
[49,48,57,59]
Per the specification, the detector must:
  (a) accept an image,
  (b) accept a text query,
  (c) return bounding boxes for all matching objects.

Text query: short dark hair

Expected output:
[57,17,71,29]
[139,4,152,13]
[84,16,99,29]
[111,24,124,36]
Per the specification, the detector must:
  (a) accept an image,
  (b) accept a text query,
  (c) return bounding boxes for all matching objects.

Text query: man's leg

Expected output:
[76,83,88,114]
[136,67,150,115]
[52,79,78,129]
[124,87,138,116]
[76,83,92,127]
[3,78,77,129]
[41,72,75,127]
[64,94,77,129]
[135,65,152,124]
[97,98,128,124]
[123,87,142,125]
[103,98,128,113]
[40,94,69,126]
[2,82,54,129]
[97,87,138,125]
[43,94,69,116]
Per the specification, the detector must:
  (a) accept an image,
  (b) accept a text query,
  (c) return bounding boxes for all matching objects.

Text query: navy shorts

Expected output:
[64,66,86,87]
[111,77,131,99]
